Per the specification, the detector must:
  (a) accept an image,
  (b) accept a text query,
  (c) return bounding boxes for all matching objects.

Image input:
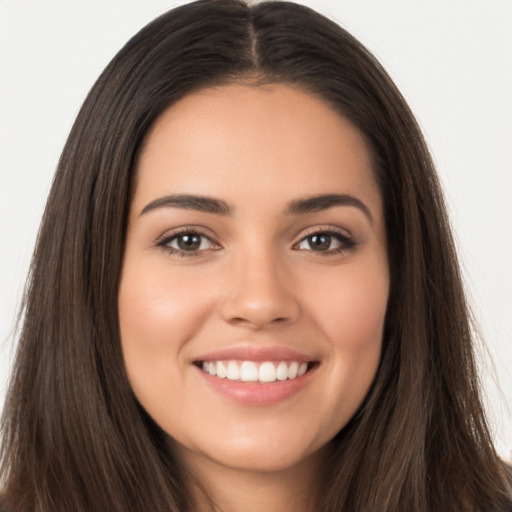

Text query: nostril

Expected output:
[228,315,290,327]
[220,288,301,329]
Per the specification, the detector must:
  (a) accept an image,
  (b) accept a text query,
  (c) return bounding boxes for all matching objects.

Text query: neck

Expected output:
[181,447,327,512]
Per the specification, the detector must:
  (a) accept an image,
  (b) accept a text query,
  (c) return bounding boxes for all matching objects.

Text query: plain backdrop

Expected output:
[1,0,511,461]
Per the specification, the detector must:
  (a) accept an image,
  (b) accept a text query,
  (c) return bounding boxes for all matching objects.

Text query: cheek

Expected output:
[327,286,387,352]
[305,257,388,348]
[301,258,388,416]
[119,265,212,346]
[117,264,215,396]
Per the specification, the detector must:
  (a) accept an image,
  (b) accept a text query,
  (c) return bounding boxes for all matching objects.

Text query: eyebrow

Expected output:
[140,192,373,223]
[285,194,374,224]
[140,194,232,216]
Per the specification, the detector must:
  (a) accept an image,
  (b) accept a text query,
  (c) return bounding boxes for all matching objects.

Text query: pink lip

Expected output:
[195,365,318,406]
[192,345,319,406]
[194,345,315,363]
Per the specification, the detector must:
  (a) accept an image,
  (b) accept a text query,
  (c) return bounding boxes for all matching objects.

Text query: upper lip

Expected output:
[194,345,317,363]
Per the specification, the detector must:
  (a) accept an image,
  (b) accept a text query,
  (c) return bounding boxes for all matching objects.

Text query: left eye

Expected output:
[296,233,346,252]
[165,233,216,252]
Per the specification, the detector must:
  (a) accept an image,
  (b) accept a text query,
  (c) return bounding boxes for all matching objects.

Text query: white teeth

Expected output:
[216,361,227,379]
[258,361,276,383]
[276,361,288,381]
[288,361,299,379]
[226,361,240,380]
[200,359,311,383]
[240,361,259,382]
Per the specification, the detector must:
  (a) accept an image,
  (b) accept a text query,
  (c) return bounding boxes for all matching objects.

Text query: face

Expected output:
[118,84,389,475]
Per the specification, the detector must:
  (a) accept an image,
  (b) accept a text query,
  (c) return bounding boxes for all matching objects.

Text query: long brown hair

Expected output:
[1,1,511,510]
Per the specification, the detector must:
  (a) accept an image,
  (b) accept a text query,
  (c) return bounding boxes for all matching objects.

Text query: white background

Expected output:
[1,0,511,461]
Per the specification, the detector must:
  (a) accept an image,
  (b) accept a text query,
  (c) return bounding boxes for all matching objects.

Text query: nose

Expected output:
[220,250,300,330]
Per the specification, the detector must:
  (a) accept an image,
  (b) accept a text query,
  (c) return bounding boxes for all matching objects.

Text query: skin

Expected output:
[118,83,389,511]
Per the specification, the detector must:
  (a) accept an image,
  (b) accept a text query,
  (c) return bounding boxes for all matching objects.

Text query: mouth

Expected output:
[194,359,319,384]
[192,346,320,405]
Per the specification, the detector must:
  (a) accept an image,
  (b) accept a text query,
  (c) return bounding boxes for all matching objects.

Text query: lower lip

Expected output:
[195,365,317,406]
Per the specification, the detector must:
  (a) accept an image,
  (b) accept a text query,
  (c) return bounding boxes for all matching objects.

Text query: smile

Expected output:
[193,346,319,405]
[199,360,310,383]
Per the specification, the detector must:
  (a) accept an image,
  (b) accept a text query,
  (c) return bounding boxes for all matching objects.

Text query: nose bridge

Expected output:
[220,240,299,328]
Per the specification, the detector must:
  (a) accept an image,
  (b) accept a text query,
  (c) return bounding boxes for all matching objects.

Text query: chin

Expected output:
[174,421,335,475]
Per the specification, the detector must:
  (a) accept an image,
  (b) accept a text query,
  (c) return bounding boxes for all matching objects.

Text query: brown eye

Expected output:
[297,233,342,252]
[295,229,356,255]
[307,234,332,251]
[175,234,203,251]
[160,231,218,254]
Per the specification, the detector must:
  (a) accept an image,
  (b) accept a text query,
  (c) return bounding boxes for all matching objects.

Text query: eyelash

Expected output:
[156,227,219,257]
[155,227,356,257]
[293,228,356,256]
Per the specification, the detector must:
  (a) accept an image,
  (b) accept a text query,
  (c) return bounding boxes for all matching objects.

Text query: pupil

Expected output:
[310,234,330,251]
[178,234,201,251]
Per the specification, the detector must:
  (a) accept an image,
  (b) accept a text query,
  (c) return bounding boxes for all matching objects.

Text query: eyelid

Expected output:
[154,224,356,257]
[154,225,218,243]
[292,225,357,254]
[295,224,352,240]
[155,225,222,256]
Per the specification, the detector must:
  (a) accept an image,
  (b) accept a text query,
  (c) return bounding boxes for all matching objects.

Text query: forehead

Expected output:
[134,83,381,218]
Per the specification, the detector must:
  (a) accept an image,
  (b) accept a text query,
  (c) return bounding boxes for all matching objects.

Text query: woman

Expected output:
[1,1,510,510]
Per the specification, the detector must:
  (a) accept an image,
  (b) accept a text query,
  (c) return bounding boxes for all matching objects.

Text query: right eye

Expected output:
[157,230,219,256]
[296,233,344,252]
[293,227,356,256]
